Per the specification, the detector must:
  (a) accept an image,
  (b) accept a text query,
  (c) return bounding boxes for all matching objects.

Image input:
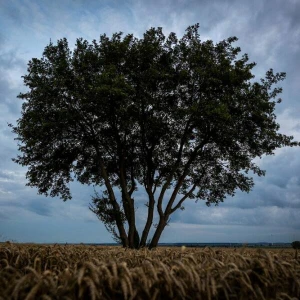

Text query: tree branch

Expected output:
[170,182,197,213]
[164,138,209,215]
[156,118,193,216]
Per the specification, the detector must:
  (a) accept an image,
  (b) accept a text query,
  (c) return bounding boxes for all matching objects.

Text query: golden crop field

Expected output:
[0,243,299,299]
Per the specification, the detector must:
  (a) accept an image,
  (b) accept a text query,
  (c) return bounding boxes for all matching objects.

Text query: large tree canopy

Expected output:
[12,24,298,248]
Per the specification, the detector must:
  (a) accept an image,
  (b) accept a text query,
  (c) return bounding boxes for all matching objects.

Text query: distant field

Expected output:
[0,243,299,299]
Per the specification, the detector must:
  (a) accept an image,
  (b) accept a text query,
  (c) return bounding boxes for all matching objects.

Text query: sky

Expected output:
[0,0,300,244]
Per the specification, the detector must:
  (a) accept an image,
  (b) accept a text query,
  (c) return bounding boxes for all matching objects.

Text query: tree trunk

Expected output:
[134,228,140,249]
[120,233,129,248]
[126,224,140,249]
[119,159,140,249]
[148,218,167,249]
[140,191,155,248]
[128,201,135,248]
[122,191,140,249]
[96,153,129,247]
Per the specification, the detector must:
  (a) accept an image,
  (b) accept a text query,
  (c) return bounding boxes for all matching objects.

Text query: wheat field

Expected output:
[0,242,299,299]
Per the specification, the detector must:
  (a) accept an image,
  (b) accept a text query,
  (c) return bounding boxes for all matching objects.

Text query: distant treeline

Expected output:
[65,242,293,248]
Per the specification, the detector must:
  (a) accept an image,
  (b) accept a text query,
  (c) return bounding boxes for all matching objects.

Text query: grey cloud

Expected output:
[224,179,300,211]
[0,60,27,119]
[0,216,112,243]
[168,147,300,229]
[292,123,300,132]
[163,222,299,243]
[0,189,52,218]
[260,148,300,187]
[171,203,300,229]
[0,79,22,116]
[0,170,15,181]
[258,0,300,30]
[26,200,53,217]
[1,1,24,27]
[0,168,27,189]
[0,180,99,220]
[0,196,53,218]
[209,0,300,32]
[216,146,300,210]
[0,210,9,221]
[0,49,27,70]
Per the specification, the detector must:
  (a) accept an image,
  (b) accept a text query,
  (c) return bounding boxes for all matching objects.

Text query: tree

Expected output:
[292,241,300,259]
[11,24,299,249]
[292,241,300,249]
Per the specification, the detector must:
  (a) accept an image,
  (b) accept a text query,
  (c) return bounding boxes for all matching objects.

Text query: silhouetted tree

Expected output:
[292,241,300,249]
[11,24,299,248]
[292,241,300,259]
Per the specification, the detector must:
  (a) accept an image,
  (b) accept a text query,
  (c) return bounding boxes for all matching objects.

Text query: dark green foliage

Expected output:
[11,24,299,248]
